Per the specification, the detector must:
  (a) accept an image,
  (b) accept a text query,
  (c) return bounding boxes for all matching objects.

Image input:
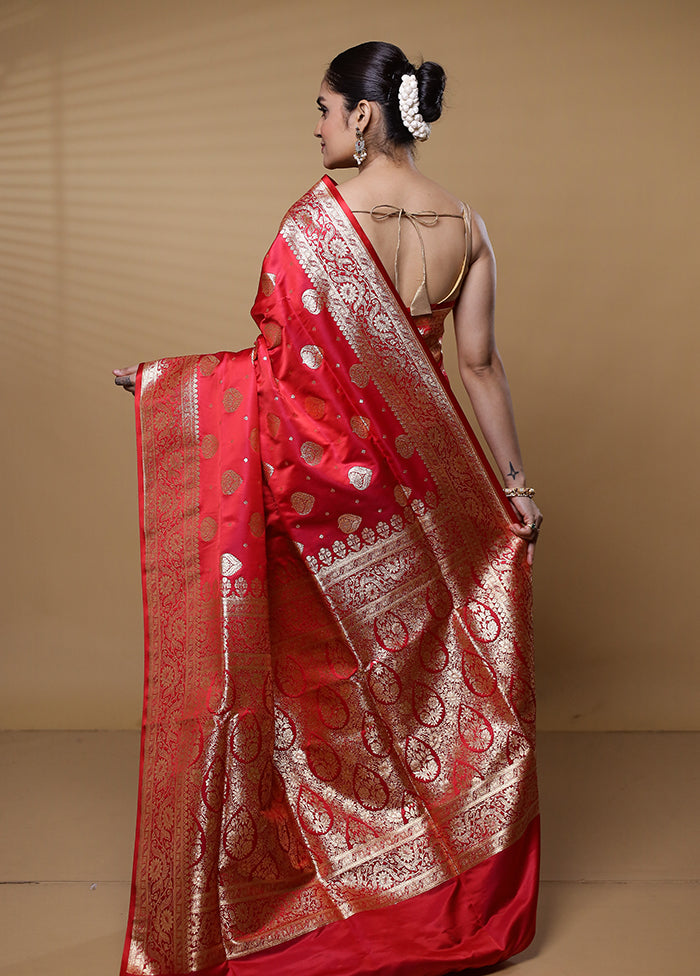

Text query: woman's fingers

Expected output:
[509,520,540,565]
[113,365,138,395]
[508,498,542,565]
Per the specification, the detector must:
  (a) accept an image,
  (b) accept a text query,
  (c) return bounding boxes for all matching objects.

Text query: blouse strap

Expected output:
[356,205,438,314]
[352,204,471,315]
[440,203,473,304]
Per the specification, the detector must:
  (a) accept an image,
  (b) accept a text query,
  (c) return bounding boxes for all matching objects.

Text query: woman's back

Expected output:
[337,170,471,313]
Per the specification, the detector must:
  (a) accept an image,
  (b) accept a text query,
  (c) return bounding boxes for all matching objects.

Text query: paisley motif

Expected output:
[200,433,219,459]
[229,711,262,764]
[509,674,537,724]
[258,757,273,808]
[461,649,498,698]
[401,792,422,824]
[367,661,402,704]
[349,363,369,387]
[506,729,533,765]
[457,704,495,754]
[361,712,393,758]
[353,763,389,811]
[324,639,358,679]
[199,354,220,376]
[451,759,484,793]
[405,735,441,783]
[302,288,324,314]
[304,395,326,418]
[199,516,217,542]
[222,805,257,861]
[418,626,450,673]
[411,681,446,727]
[297,785,334,835]
[274,707,297,751]
[316,685,350,730]
[291,491,315,515]
[395,433,414,458]
[348,465,373,490]
[462,600,501,643]
[345,816,379,848]
[373,610,409,651]
[274,655,307,698]
[221,470,242,495]
[262,322,282,347]
[394,484,412,506]
[300,344,323,369]
[426,580,453,619]
[350,415,371,438]
[201,755,226,813]
[222,387,242,412]
[338,513,362,534]
[249,852,281,881]
[304,736,341,782]
[205,669,235,717]
[300,441,323,465]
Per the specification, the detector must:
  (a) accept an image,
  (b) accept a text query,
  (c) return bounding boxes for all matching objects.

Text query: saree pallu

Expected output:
[121,175,539,976]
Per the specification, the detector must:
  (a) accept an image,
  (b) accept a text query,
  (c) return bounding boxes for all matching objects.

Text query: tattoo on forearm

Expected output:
[507,461,520,481]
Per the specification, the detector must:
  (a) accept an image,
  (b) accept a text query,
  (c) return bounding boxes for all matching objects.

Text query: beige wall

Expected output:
[1,0,698,730]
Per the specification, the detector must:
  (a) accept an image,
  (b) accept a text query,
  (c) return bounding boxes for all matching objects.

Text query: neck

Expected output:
[357,145,418,177]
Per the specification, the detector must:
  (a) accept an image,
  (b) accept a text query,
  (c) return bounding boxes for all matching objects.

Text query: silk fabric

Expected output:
[121,176,539,976]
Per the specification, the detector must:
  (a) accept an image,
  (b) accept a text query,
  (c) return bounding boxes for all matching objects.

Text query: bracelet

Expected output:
[504,486,535,498]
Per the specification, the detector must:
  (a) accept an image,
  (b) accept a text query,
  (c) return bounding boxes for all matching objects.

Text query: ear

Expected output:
[353,99,373,132]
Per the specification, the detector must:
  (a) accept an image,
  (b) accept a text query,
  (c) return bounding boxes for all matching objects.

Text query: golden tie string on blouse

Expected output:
[353,204,472,317]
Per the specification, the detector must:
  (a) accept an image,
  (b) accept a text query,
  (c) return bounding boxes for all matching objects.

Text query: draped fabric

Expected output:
[121,176,539,976]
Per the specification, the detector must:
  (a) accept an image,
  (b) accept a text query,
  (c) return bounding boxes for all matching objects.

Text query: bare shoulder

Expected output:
[419,175,465,214]
[469,208,495,260]
[333,174,365,209]
[336,171,466,215]
[400,174,468,215]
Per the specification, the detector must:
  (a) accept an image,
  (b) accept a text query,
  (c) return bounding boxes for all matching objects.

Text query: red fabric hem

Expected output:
[224,816,539,975]
[122,817,538,976]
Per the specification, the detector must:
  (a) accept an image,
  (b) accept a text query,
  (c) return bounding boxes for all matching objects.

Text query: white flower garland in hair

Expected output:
[398,73,431,141]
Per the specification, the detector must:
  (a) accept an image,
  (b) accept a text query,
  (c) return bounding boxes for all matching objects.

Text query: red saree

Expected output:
[121,175,539,976]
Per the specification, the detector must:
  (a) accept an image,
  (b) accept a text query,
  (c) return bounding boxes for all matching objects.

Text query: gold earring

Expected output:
[353,127,367,165]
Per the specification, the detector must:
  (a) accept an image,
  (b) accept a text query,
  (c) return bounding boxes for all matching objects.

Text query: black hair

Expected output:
[324,41,446,148]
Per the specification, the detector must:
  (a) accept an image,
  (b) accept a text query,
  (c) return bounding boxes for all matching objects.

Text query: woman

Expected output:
[114,41,542,976]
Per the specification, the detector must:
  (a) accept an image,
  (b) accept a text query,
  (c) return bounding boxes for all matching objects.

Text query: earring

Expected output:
[353,127,367,165]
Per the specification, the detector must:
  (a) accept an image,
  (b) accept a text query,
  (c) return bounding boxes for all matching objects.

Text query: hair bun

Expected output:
[325,42,448,147]
[415,61,446,124]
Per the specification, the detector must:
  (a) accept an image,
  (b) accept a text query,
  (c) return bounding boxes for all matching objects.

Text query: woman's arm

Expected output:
[452,212,542,564]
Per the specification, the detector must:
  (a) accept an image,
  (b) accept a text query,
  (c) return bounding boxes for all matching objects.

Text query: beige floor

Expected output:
[0,732,698,975]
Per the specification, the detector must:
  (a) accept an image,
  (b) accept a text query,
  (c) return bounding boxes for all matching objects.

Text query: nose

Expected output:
[314,118,322,138]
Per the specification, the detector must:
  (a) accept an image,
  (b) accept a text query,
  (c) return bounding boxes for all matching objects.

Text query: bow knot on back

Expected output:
[366,205,438,315]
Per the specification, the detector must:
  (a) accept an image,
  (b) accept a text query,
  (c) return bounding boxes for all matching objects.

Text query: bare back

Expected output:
[337,170,470,313]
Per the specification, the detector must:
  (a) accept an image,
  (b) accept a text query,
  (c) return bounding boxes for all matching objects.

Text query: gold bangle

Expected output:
[504,486,535,498]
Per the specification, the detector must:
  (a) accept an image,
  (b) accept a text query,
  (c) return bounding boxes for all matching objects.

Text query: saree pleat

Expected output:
[121,177,538,976]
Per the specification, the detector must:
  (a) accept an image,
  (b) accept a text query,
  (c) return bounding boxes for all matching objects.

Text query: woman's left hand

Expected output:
[508,496,543,567]
[113,365,139,395]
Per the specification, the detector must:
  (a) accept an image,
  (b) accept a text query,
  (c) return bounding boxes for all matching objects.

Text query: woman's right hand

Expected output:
[113,365,139,395]
[508,495,543,567]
